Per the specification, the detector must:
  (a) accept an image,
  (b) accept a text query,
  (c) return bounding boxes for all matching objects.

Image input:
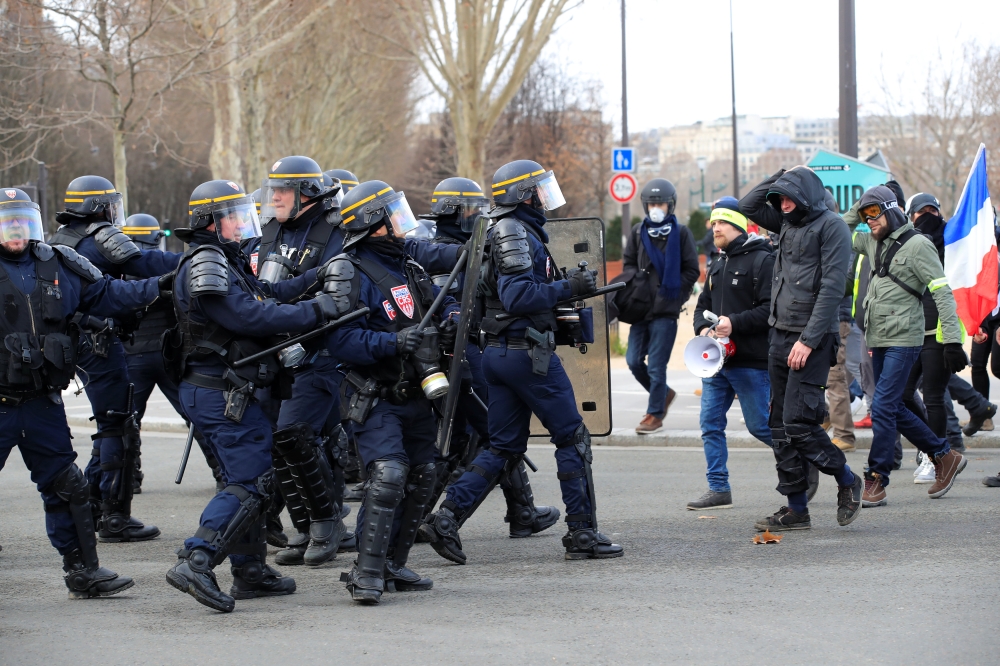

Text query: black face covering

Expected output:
[915,211,944,235]
[366,232,405,258]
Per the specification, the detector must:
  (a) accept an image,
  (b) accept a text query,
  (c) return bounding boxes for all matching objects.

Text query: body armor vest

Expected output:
[256,212,340,277]
[479,220,558,336]
[0,245,78,393]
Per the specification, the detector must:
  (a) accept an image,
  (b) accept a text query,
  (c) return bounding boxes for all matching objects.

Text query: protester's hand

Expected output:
[943,343,969,374]
[395,325,425,355]
[787,340,813,371]
[699,327,712,337]
[974,328,988,344]
[714,316,733,337]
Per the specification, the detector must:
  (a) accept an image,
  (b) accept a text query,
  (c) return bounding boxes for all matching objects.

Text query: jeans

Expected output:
[870,347,949,484]
[627,317,678,417]
[700,367,773,492]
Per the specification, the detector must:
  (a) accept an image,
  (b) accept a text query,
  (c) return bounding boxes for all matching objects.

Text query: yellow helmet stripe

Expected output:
[66,189,116,195]
[341,193,378,215]
[64,198,85,203]
[339,180,359,185]
[342,214,356,224]
[492,189,506,196]
[376,186,393,196]
[268,173,323,178]
[122,226,160,232]
[188,192,247,207]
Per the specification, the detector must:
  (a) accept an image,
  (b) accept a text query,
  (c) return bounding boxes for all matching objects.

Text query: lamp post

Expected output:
[620,0,630,242]
[696,157,707,206]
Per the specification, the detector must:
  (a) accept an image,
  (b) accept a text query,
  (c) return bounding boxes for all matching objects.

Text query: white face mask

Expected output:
[648,207,667,224]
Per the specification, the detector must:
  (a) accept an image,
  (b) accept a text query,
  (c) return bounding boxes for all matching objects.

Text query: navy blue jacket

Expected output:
[59,221,182,279]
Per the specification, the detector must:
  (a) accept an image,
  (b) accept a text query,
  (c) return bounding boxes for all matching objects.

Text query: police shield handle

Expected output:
[493,282,627,322]
[174,423,197,485]
[231,307,371,369]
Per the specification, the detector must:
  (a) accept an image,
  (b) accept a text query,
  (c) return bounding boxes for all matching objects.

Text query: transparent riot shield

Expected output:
[530,217,612,437]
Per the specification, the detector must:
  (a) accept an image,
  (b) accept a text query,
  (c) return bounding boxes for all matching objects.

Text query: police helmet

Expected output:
[0,187,44,247]
[251,188,262,216]
[58,175,124,226]
[906,192,941,218]
[260,156,330,223]
[187,180,261,244]
[121,213,162,248]
[490,160,566,213]
[340,180,419,250]
[324,169,359,193]
[640,178,677,216]
[424,177,489,233]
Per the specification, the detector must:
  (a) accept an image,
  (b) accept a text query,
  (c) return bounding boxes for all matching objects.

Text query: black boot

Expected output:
[502,460,561,538]
[384,560,432,591]
[562,528,624,560]
[98,500,160,542]
[274,531,308,566]
[382,463,435,593]
[63,549,134,599]
[345,460,408,604]
[344,481,366,502]
[265,512,288,548]
[166,548,234,612]
[338,530,357,553]
[423,507,466,565]
[230,560,296,600]
[304,519,344,567]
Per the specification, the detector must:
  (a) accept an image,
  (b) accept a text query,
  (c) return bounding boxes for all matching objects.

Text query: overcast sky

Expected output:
[547,0,998,133]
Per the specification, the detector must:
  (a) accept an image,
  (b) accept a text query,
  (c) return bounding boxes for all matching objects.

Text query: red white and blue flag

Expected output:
[944,143,998,333]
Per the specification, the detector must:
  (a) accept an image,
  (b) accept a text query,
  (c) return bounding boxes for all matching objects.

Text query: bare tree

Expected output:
[392,0,578,186]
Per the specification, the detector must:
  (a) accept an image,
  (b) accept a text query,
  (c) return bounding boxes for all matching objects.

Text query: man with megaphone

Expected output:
[687,199,775,510]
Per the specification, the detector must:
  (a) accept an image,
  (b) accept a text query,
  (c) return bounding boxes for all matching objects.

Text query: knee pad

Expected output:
[50,464,90,506]
[366,460,409,510]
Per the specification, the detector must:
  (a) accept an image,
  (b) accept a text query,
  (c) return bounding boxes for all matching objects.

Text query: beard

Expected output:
[713,235,730,250]
[871,223,890,240]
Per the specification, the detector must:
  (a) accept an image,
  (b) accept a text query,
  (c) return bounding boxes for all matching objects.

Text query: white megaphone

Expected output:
[683,311,736,378]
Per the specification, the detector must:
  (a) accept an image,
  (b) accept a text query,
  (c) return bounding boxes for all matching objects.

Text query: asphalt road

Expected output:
[2,428,997,665]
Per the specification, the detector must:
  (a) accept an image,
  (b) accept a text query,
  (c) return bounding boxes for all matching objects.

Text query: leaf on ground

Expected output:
[697,515,717,520]
[975,457,988,460]
[753,529,783,544]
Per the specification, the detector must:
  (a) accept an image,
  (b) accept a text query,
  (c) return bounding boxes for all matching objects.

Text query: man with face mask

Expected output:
[0,187,169,598]
[851,185,968,506]
[621,179,700,434]
[740,167,863,532]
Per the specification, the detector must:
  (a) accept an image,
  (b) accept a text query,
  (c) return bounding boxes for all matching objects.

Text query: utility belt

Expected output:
[0,332,77,394]
[183,368,260,424]
[0,387,50,406]
[341,368,431,424]
[485,326,557,376]
[73,313,120,358]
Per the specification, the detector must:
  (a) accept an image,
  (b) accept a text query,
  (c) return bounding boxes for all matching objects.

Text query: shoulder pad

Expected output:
[493,218,532,275]
[32,242,55,262]
[188,246,230,297]
[47,225,84,249]
[322,253,356,314]
[91,224,141,264]
[53,245,104,283]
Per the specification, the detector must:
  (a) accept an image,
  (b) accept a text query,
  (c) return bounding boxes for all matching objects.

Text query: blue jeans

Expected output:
[627,317,678,417]
[870,347,948,484]
[700,367,774,492]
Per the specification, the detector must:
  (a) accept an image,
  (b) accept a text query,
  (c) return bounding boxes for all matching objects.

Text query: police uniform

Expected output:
[164,180,343,613]
[48,176,181,543]
[0,188,165,597]
[424,160,624,563]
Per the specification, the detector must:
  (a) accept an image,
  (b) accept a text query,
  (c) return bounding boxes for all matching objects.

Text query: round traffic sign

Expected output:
[609,173,637,203]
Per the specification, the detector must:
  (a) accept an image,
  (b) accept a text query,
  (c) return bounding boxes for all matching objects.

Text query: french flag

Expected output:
[944,143,998,333]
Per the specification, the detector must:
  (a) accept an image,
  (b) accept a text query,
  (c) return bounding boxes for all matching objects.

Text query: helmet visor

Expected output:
[459,202,490,233]
[0,205,44,244]
[405,218,436,240]
[534,172,566,211]
[386,193,420,237]
[213,202,261,243]
[260,178,302,223]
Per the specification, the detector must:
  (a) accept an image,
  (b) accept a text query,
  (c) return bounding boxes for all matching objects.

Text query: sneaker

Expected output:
[635,414,664,434]
[862,473,887,507]
[928,450,967,498]
[686,490,733,510]
[854,415,872,428]
[837,474,864,526]
[913,455,936,484]
[963,403,997,436]
[982,472,1000,487]
[851,397,866,416]
[831,437,856,452]
[663,388,677,416]
[754,506,811,532]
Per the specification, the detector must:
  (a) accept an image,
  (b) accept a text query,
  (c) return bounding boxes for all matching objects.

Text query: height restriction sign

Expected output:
[609,173,637,203]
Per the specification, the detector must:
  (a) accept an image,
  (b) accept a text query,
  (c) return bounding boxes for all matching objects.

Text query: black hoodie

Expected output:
[739,167,852,348]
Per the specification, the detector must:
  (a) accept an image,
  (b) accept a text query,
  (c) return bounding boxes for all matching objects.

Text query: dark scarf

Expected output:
[434,215,470,244]
[365,234,406,259]
[640,214,681,300]
[915,212,946,262]
[190,229,251,272]
[512,203,549,243]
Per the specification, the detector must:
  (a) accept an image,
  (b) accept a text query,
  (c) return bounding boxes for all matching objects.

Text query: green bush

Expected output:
[605,215,641,262]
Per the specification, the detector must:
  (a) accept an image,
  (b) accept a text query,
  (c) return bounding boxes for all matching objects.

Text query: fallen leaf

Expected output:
[975,457,988,460]
[694,388,702,396]
[697,515,716,520]
[753,529,783,544]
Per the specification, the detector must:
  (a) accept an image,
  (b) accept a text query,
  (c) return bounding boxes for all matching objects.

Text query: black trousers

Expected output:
[768,328,847,496]
[903,336,949,438]
[970,318,1000,400]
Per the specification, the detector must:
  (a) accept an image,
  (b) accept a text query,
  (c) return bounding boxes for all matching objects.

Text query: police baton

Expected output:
[231,307,371,369]
[417,248,468,330]
[493,282,626,321]
[174,423,196,485]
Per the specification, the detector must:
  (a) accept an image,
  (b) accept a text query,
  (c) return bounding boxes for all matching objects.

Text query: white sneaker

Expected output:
[914,455,936,484]
[913,451,924,476]
[851,397,866,416]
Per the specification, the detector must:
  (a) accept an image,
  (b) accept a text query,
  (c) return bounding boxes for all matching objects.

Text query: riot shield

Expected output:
[530,217,612,437]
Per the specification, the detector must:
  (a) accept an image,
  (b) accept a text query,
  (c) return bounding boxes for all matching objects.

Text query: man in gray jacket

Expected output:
[740,167,863,531]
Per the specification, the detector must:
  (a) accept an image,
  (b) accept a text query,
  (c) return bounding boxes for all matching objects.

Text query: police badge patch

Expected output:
[250,251,259,275]
[390,285,414,319]
[382,299,397,320]
[4,190,16,199]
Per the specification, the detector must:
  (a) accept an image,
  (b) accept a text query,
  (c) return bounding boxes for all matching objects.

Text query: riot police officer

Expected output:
[324,169,359,194]
[324,180,457,604]
[415,177,559,541]
[0,188,168,597]
[49,175,181,544]
[121,214,223,493]
[424,160,624,563]
[165,179,344,613]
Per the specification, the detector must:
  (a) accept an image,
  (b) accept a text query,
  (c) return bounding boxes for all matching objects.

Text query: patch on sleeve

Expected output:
[382,299,397,320]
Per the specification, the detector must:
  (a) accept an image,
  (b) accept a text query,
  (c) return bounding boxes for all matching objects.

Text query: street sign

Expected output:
[807,149,891,213]
[612,147,635,173]
[609,173,637,203]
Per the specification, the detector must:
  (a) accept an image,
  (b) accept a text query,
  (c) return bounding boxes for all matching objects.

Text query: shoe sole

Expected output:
[350,590,382,604]
[636,427,664,435]
[861,498,887,507]
[754,523,811,532]
[229,588,296,600]
[428,540,466,565]
[98,530,161,543]
[303,550,339,567]
[386,580,433,592]
[67,578,135,599]
[929,456,968,498]
[565,550,624,560]
[166,571,234,613]
[914,477,935,484]
[510,512,562,538]
[686,503,733,511]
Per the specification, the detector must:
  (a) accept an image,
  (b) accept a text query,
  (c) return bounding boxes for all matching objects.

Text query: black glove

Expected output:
[943,343,969,374]
[395,325,425,355]
[157,272,175,300]
[312,293,342,323]
[438,317,458,351]
[567,268,597,296]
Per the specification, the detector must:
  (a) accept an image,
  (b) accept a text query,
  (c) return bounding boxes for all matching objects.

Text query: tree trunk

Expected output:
[112,122,128,215]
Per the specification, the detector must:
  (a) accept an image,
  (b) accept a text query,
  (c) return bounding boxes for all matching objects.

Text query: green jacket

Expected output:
[853,223,962,347]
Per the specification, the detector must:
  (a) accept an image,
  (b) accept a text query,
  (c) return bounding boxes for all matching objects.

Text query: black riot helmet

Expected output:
[324,169,359,193]
[340,180,420,251]
[251,188,262,216]
[57,175,124,226]
[490,159,566,215]
[121,213,162,248]
[260,156,330,224]
[186,179,261,244]
[0,187,45,249]
[640,178,677,216]
[423,176,489,234]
